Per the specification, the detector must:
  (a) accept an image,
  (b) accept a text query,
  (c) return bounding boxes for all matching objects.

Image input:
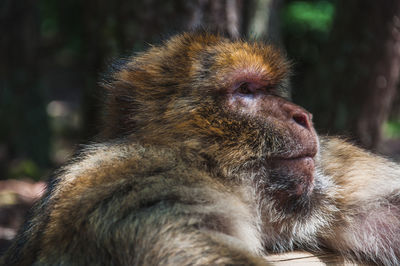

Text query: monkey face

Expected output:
[186,41,319,213]
[227,84,318,200]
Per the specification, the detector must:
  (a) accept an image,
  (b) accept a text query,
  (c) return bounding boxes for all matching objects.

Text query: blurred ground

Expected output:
[0,179,45,254]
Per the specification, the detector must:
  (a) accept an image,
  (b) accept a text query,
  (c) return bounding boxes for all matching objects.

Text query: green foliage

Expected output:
[283,1,334,32]
[384,121,400,138]
[8,160,42,180]
[39,0,83,54]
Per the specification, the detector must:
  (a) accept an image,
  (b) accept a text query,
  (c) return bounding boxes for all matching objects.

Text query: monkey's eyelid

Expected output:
[233,81,276,96]
[235,82,254,94]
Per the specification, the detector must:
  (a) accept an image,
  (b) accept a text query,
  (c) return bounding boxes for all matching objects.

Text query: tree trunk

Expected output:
[356,2,400,150]
[0,0,50,178]
[185,0,244,38]
[305,0,400,150]
[247,0,284,44]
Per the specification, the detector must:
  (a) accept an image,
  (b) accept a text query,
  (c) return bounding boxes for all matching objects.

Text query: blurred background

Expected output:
[1,0,400,253]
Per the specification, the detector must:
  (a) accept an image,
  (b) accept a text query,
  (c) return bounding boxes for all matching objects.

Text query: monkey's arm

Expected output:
[2,142,267,265]
[89,195,266,265]
[318,137,400,265]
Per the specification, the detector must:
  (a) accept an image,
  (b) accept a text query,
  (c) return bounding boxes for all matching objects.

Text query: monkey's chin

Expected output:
[289,157,315,195]
[270,156,316,196]
[266,157,316,214]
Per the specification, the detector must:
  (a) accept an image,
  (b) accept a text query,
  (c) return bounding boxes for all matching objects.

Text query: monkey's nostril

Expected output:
[293,113,309,129]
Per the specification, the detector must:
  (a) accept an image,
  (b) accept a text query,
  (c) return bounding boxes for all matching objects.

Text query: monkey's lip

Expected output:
[277,155,314,160]
[271,146,317,161]
[272,156,315,171]
[271,154,316,163]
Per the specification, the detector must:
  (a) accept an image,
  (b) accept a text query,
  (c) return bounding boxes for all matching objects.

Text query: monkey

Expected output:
[2,32,400,265]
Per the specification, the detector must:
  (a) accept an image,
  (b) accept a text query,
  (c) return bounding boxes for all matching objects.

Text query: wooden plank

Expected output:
[264,251,359,265]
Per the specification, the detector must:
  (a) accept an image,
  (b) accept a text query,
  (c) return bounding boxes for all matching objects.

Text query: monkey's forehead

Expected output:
[170,32,291,85]
[115,32,291,88]
[199,43,290,87]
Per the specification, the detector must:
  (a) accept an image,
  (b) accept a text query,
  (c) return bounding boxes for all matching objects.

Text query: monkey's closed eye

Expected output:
[236,82,254,95]
[234,81,272,96]
[235,82,266,95]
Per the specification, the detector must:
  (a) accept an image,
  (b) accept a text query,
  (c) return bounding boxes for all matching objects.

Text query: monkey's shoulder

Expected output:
[319,136,400,177]
[2,141,237,265]
[44,141,229,220]
[319,136,400,204]
[53,141,213,194]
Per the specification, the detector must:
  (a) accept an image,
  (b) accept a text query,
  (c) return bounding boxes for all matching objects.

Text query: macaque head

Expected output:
[103,32,319,214]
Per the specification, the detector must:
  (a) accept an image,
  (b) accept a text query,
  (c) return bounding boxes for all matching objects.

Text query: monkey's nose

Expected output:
[292,112,311,130]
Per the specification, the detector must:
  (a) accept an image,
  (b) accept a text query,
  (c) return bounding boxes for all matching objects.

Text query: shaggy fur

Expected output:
[2,32,400,265]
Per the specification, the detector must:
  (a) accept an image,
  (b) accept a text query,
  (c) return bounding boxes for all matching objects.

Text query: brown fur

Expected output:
[2,32,400,265]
